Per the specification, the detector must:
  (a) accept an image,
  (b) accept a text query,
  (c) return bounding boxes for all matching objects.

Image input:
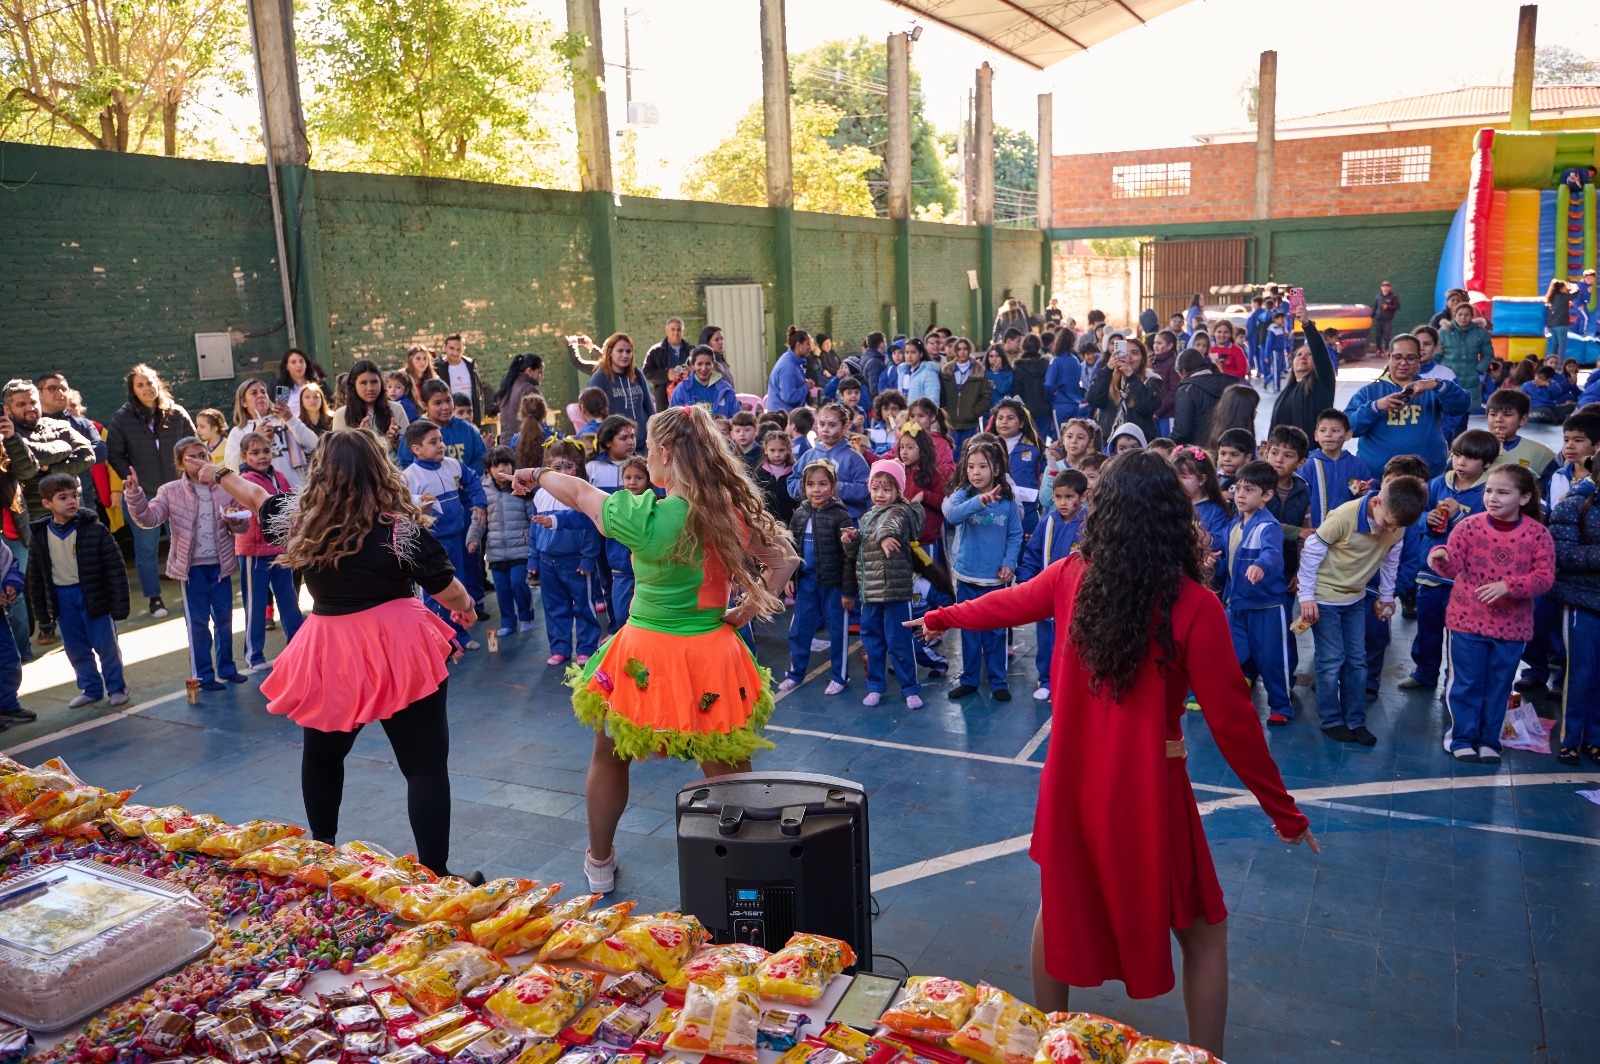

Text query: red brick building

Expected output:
[1052,85,1600,228]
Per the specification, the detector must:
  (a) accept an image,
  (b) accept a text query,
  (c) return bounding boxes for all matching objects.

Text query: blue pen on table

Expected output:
[0,873,67,908]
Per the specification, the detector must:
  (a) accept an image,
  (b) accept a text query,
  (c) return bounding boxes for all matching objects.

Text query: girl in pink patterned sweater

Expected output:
[1427,464,1556,764]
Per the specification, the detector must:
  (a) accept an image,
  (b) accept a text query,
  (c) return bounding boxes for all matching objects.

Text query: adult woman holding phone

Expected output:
[1270,305,1337,439]
[223,379,320,490]
[1086,335,1161,441]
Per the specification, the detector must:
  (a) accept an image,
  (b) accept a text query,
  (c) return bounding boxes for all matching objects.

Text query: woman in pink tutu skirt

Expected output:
[194,429,478,878]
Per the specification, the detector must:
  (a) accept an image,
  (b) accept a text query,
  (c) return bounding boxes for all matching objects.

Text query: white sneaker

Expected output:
[1475,745,1502,765]
[495,627,513,637]
[906,695,924,710]
[108,690,129,707]
[777,678,799,692]
[862,692,882,707]
[518,621,535,633]
[810,638,831,652]
[1033,685,1051,701]
[463,640,481,651]
[824,680,846,696]
[68,693,100,708]
[584,849,617,894]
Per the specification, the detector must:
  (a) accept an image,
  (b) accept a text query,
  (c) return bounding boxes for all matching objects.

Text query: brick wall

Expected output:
[1051,253,1140,328]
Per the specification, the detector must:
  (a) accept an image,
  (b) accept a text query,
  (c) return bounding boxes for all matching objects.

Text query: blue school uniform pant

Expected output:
[1560,607,1600,749]
[1034,618,1055,687]
[950,427,978,462]
[787,571,847,684]
[6,537,32,663]
[611,573,635,627]
[1443,630,1523,753]
[489,560,536,627]
[1518,595,1563,688]
[54,584,125,698]
[181,564,238,683]
[241,556,303,667]
[1311,599,1367,730]
[122,501,163,599]
[0,605,20,712]
[956,580,1008,691]
[1229,603,1293,717]
[1407,583,1450,686]
[860,599,919,697]
[539,552,600,658]
[1364,606,1389,696]
[427,532,473,639]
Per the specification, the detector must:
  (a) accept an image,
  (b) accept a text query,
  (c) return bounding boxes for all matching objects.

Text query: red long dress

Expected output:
[923,555,1309,999]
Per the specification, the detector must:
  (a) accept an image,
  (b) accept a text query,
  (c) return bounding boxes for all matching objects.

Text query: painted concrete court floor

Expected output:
[4,376,1597,1063]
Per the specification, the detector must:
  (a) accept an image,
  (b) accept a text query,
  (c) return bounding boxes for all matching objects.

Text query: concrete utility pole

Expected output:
[1510,5,1538,131]
[760,0,793,209]
[246,0,308,165]
[974,63,995,337]
[569,0,612,192]
[887,32,912,334]
[1036,93,1054,316]
[1253,50,1276,221]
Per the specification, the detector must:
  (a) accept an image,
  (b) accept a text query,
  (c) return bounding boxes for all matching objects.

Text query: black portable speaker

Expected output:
[676,771,871,971]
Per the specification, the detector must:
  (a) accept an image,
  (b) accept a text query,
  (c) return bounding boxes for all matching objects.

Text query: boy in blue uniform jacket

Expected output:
[1044,348,1085,430]
[1346,335,1471,476]
[1262,311,1292,388]
[1363,455,1431,699]
[531,453,603,664]
[1523,366,1578,424]
[401,379,487,474]
[402,420,487,646]
[1304,409,1374,527]
[1401,430,1496,690]
[1019,470,1086,701]
[1224,462,1295,724]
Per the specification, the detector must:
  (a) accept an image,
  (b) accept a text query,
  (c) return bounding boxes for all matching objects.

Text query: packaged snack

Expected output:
[426,1020,494,1059]
[139,1010,194,1057]
[880,977,977,1041]
[268,1006,327,1041]
[217,989,271,1018]
[0,758,85,813]
[594,1004,650,1049]
[1119,1039,1213,1064]
[378,1048,437,1064]
[947,985,1046,1064]
[217,1024,277,1064]
[259,995,316,1023]
[464,973,515,1011]
[36,787,136,835]
[198,820,306,859]
[360,922,464,977]
[380,877,473,923]
[232,837,333,877]
[395,1005,473,1047]
[663,975,761,1064]
[601,972,662,1006]
[194,1013,236,1050]
[456,1028,526,1064]
[1035,1014,1135,1064]
[537,902,637,963]
[511,1041,564,1064]
[774,1044,826,1064]
[144,812,227,851]
[392,943,510,1015]
[665,944,769,1002]
[632,1009,677,1056]
[554,1048,613,1064]
[757,935,857,1005]
[259,968,311,995]
[291,846,370,889]
[484,965,599,1038]
[0,1019,32,1064]
[482,891,595,956]
[611,914,707,980]
[757,1010,810,1052]
[335,860,424,904]
[331,1004,383,1034]
[578,933,644,976]
[431,877,540,925]
[318,983,370,1010]
[875,1034,967,1064]
[371,986,420,1031]
[342,1030,388,1061]
[104,803,184,838]
[559,1007,605,1046]
[281,1030,341,1064]
[465,883,563,949]
[818,1022,897,1064]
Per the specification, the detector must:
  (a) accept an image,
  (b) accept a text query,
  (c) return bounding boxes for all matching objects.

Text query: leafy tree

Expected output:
[1534,45,1599,85]
[681,99,876,217]
[615,129,660,198]
[992,125,1037,224]
[0,0,246,155]
[789,36,955,217]
[302,0,580,185]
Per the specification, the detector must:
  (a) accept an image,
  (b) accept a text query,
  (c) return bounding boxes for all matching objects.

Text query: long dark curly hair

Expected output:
[1069,450,1208,700]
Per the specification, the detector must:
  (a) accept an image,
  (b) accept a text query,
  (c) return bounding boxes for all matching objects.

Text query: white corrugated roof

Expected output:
[880,0,1196,70]
[1196,85,1600,142]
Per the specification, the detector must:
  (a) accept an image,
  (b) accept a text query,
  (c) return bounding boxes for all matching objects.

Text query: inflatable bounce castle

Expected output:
[1435,128,1600,365]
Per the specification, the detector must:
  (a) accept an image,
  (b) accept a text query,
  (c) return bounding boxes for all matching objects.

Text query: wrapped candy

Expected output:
[594,1004,650,1050]
[948,985,1046,1064]
[280,1029,340,1064]
[343,1029,389,1061]
[392,942,510,1015]
[198,820,305,859]
[665,944,769,1001]
[267,1006,327,1041]
[372,987,420,1033]
[331,1004,383,1034]
[663,975,761,1064]
[360,922,464,976]
[537,902,636,963]
[756,934,857,1005]
[756,1010,810,1052]
[232,837,333,876]
[1035,1014,1136,1064]
[456,1028,528,1064]
[480,891,594,956]
[139,1011,195,1057]
[258,968,311,995]
[631,1008,677,1056]
[484,965,598,1037]
[318,984,370,1011]
[601,972,662,1006]
[427,1020,495,1059]
[880,977,978,1041]
[511,1042,564,1064]
[559,1007,605,1046]
[378,1048,438,1064]
[609,913,707,980]
[1120,1039,1215,1064]
[431,877,540,925]
[395,1005,474,1047]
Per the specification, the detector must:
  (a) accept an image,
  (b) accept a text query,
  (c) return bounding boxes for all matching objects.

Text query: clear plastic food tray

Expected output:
[0,860,214,1032]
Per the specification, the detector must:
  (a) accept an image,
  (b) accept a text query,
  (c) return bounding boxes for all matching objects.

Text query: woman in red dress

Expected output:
[911,450,1317,1058]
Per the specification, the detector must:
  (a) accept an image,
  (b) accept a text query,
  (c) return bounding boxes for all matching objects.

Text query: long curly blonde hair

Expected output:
[648,405,792,621]
[275,429,431,570]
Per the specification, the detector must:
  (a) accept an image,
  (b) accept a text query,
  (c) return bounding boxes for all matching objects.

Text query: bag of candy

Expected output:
[293,838,392,888]
[537,901,637,962]
[232,836,332,876]
[36,788,136,836]
[104,803,185,838]
[757,934,857,1004]
[948,985,1046,1064]
[880,977,978,1041]
[465,882,562,949]
[1035,1013,1136,1064]
[359,921,464,976]
[482,890,596,956]
[663,975,761,1064]
[484,964,599,1037]
[666,943,770,999]
[144,812,226,851]
[381,876,473,922]
[1120,1038,1215,1064]
[392,942,511,1015]
[0,758,86,813]
[197,820,305,859]
[335,858,427,903]
[431,877,540,925]
[610,912,708,981]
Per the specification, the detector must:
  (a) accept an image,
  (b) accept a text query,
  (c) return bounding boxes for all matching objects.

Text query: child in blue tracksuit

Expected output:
[943,436,1023,700]
[1224,462,1294,723]
[1403,430,1496,690]
[779,460,856,694]
[403,420,486,647]
[606,457,653,625]
[1019,469,1085,702]
[531,441,602,664]
[1262,312,1292,389]
[1364,456,1430,698]
[989,398,1044,537]
[787,403,871,518]
[1304,410,1374,527]
[1550,458,1600,764]
[402,380,488,611]
[0,539,25,724]
[1044,348,1085,431]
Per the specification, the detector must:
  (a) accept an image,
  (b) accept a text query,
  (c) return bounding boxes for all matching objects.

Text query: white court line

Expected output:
[1307,798,1600,849]
[3,688,192,755]
[1016,720,1051,761]
[767,725,1044,768]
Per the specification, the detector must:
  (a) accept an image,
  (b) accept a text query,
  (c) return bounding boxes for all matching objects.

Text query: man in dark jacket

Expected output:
[859,333,887,403]
[435,334,492,427]
[1171,350,1234,445]
[643,317,694,413]
[3,379,96,526]
[35,372,106,504]
[1372,282,1400,355]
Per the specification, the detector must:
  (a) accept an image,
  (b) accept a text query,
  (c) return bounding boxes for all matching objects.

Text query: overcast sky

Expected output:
[531,0,1600,194]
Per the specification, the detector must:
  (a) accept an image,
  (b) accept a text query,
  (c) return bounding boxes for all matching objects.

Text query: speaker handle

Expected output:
[717,804,745,836]
[779,805,807,837]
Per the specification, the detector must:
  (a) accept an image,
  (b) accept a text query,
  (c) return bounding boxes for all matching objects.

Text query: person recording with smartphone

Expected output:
[1086,333,1162,442]
[223,378,321,491]
[1344,333,1470,477]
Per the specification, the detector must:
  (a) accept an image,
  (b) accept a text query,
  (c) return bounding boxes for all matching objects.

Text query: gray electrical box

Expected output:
[195,332,235,381]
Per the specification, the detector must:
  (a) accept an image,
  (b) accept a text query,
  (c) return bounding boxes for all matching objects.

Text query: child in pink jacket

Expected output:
[1428,464,1556,764]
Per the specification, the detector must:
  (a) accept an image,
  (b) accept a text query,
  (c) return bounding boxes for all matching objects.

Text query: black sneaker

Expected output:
[1512,677,1546,694]
[948,684,978,699]
[1351,726,1377,747]
[0,708,39,724]
[993,689,1012,702]
[149,597,169,618]
[1322,724,1357,743]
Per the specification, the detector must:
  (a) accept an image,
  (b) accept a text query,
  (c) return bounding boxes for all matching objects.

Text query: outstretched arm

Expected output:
[502,468,609,536]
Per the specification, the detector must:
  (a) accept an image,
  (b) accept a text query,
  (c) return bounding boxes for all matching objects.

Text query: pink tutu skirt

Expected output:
[261,597,457,732]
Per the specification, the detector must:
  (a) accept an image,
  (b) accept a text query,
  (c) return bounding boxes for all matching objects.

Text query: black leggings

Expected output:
[301,681,452,874]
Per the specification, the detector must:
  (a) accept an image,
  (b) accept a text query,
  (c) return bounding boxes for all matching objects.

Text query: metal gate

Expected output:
[1139,238,1251,321]
[704,284,767,396]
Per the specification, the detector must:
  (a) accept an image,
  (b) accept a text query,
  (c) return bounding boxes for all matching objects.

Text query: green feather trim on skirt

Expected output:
[568,663,777,764]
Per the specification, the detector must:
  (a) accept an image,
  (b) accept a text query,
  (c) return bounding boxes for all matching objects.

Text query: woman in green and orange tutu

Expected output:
[503,405,800,894]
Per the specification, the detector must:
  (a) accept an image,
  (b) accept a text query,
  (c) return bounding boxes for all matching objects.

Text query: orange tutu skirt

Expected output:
[261,597,457,732]
[569,622,775,763]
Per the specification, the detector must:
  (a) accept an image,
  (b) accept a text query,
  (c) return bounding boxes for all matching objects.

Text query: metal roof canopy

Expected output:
[882,0,1195,70]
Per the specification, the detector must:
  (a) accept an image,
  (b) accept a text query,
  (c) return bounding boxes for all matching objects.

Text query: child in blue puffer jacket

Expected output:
[942,435,1023,701]
[532,440,601,666]
[1550,457,1600,765]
